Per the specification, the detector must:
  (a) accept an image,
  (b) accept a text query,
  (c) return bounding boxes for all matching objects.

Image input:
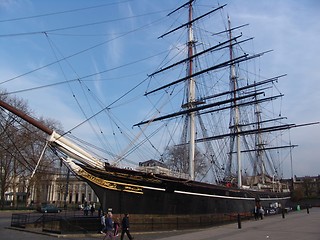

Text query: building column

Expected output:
[77,186,81,204]
[51,182,56,202]
[85,184,88,202]
[72,183,76,203]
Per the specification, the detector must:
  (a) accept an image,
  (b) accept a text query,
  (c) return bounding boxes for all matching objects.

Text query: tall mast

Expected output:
[228,17,242,188]
[254,84,266,184]
[187,1,195,180]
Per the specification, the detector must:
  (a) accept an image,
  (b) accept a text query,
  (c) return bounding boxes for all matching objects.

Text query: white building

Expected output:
[5,172,99,208]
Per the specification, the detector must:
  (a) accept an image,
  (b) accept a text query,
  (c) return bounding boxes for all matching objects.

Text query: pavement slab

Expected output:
[0,207,319,240]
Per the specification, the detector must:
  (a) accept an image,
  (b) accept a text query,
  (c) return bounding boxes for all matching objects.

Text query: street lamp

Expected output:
[272,174,276,192]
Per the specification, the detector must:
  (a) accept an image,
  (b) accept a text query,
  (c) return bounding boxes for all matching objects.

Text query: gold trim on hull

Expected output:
[77,168,144,194]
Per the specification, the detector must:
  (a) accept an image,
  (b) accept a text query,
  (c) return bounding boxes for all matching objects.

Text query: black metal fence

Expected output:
[11,211,253,234]
[11,213,43,228]
[11,211,102,233]
[42,215,99,234]
[129,214,239,232]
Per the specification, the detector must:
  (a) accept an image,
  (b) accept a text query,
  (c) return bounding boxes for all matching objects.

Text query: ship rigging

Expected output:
[0,0,319,220]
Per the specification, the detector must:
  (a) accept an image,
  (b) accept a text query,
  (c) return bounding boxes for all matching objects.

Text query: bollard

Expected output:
[282,208,285,219]
[237,213,242,229]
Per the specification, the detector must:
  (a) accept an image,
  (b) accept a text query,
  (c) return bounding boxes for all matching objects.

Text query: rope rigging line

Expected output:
[44,33,111,151]
[44,33,147,162]
[0,111,53,173]
[0,8,169,37]
[0,1,131,23]
[0,14,167,86]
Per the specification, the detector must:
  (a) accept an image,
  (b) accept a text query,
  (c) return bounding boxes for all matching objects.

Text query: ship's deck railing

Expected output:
[137,166,189,179]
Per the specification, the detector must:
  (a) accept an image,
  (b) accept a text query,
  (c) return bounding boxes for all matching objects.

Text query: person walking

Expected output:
[90,203,95,216]
[103,212,114,240]
[259,206,265,220]
[113,217,120,237]
[100,212,106,234]
[84,202,89,216]
[121,213,133,240]
[253,205,259,220]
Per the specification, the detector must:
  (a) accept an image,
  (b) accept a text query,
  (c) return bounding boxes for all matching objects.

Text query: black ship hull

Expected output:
[78,164,290,215]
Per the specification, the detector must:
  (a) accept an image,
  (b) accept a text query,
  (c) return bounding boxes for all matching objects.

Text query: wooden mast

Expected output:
[187,0,195,180]
[0,99,53,135]
[228,17,242,188]
[0,99,105,169]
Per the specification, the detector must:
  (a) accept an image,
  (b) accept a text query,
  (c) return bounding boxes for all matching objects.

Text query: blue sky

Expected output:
[0,0,319,179]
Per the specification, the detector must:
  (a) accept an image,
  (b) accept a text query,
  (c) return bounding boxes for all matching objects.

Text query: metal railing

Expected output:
[11,211,253,233]
[11,213,43,228]
[11,211,101,233]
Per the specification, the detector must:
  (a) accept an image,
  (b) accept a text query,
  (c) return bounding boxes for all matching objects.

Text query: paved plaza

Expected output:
[0,207,319,240]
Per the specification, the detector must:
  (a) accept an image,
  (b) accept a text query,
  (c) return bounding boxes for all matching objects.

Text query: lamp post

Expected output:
[272,174,276,192]
[64,169,70,209]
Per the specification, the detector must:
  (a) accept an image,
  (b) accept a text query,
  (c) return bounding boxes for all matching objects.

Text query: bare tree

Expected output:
[163,145,208,180]
[0,127,15,208]
[0,94,31,208]
[25,118,63,206]
[0,92,62,208]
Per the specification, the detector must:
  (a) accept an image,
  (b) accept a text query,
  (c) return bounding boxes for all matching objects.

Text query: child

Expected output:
[113,217,120,237]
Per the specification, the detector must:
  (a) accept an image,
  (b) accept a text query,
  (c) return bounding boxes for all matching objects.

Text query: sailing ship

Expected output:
[2,0,314,222]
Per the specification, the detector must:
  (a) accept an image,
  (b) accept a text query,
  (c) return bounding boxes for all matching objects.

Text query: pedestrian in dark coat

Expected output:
[104,212,114,240]
[120,213,133,240]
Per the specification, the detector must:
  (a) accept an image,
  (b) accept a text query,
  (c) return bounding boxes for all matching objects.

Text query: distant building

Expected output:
[280,175,320,198]
[293,175,320,198]
[5,172,98,207]
[41,174,99,206]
